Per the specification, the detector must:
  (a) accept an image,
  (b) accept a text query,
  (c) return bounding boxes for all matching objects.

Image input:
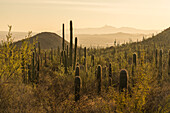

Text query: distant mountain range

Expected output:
[0,25,161,48]
[57,25,160,35]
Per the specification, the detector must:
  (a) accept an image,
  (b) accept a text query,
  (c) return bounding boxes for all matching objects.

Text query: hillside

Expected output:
[14,32,69,49]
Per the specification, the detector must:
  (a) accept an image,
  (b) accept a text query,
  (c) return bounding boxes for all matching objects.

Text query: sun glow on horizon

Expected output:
[0,0,170,32]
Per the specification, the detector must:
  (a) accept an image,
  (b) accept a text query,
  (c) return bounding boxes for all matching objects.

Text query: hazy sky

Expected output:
[0,0,170,32]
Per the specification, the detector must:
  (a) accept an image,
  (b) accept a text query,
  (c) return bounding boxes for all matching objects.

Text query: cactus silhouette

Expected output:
[97,65,102,95]
[32,52,35,82]
[84,47,87,72]
[168,50,170,76]
[73,37,77,70]
[158,49,163,84]
[64,51,67,73]
[44,52,47,66]
[51,48,53,61]
[28,64,31,83]
[67,45,69,66]
[109,77,112,87]
[91,55,94,66]
[75,66,80,76]
[155,49,158,68]
[75,76,81,102]
[62,24,65,51]
[69,20,73,67]
[133,53,137,67]
[21,52,26,83]
[109,63,112,78]
[36,55,40,84]
[119,69,128,92]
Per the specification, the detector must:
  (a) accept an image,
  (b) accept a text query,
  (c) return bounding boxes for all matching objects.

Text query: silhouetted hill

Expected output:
[141,27,170,47]
[14,32,69,49]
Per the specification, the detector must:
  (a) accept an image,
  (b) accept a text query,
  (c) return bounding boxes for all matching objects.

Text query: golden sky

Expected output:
[0,0,170,32]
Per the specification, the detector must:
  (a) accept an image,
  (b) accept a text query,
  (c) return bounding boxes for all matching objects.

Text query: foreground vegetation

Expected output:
[0,23,170,113]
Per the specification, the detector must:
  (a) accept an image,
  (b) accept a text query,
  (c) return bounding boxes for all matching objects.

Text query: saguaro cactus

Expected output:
[51,48,53,61]
[91,55,94,66]
[84,47,87,72]
[119,69,128,92]
[62,24,65,51]
[109,63,112,86]
[69,20,73,66]
[73,37,77,70]
[109,63,112,77]
[28,64,31,83]
[97,65,102,95]
[168,50,170,76]
[44,52,47,66]
[133,53,137,67]
[32,52,35,82]
[21,52,26,83]
[158,49,163,84]
[64,51,67,73]
[36,55,40,84]
[75,66,80,76]
[155,49,158,68]
[75,76,81,102]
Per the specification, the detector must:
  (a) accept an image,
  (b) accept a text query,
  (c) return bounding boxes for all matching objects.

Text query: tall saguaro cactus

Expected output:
[64,51,67,73]
[133,53,137,67]
[109,63,112,86]
[155,49,158,68]
[73,37,77,70]
[69,20,73,67]
[44,52,47,66]
[84,47,87,72]
[97,65,102,95]
[75,66,80,76]
[62,24,65,51]
[75,66,81,102]
[91,55,94,66]
[168,50,170,76]
[119,69,128,92]
[32,52,35,82]
[158,49,163,84]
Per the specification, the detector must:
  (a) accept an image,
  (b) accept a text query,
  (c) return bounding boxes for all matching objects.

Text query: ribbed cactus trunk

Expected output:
[67,45,69,66]
[73,37,77,70]
[168,50,170,76]
[97,65,102,95]
[75,66,81,102]
[21,52,26,83]
[32,52,35,82]
[50,48,53,62]
[91,55,94,66]
[75,66,80,77]
[62,24,65,51]
[36,55,40,84]
[69,20,73,67]
[64,51,67,73]
[109,63,112,86]
[119,69,128,92]
[133,53,137,67]
[44,52,47,66]
[28,64,31,83]
[38,41,41,68]
[155,49,158,68]
[84,47,87,72]
[132,53,137,87]
[158,49,163,84]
